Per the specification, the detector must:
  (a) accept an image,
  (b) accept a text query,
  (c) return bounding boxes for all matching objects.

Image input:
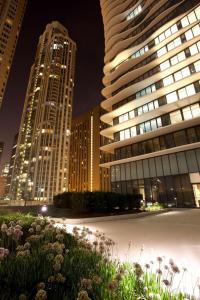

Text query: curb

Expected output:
[52,209,172,225]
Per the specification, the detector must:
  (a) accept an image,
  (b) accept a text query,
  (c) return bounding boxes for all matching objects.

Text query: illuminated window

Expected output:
[191,103,200,117]
[178,88,187,99]
[194,60,200,72]
[181,16,189,27]
[189,44,198,55]
[185,29,194,41]
[192,25,200,37]
[130,126,136,137]
[170,110,182,124]
[157,46,167,57]
[129,110,135,119]
[188,11,197,23]
[166,91,178,103]
[163,75,174,86]
[160,60,170,71]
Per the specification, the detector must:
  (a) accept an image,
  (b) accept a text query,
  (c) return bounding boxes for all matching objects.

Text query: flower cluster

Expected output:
[0,247,9,260]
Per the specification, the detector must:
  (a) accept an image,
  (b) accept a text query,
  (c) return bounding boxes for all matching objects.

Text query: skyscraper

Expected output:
[10,21,76,202]
[68,105,110,192]
[0,142,3,163]
[0,0,27,108]
[100,0,200,207]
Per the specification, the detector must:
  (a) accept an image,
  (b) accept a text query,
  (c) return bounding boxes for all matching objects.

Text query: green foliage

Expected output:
[53,191,142,213]
[145,202,167,212]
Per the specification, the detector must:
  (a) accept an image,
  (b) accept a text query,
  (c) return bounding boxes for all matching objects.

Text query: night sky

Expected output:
[0,0,104,171]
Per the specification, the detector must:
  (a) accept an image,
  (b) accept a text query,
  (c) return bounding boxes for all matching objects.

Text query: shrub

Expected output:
[53,191,142,214]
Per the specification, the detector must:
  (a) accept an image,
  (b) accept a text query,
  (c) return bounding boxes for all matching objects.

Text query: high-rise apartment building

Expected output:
[9,21,76,202]
[100,0,200,207]
[0,0,27,108]
[68,105,110,192]
[0,142,3,163]
[6,133,18,196]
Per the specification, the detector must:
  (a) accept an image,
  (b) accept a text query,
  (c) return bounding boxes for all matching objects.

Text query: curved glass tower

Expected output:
[100,0,200,207]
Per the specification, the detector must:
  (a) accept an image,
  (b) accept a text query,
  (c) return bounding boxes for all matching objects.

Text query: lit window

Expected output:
[177,51,186,62]
[155,37,159,45]
[159,33,165,42]
[145,121,151,132]
[148,102,154,111]
[119,115,124,123]
[154,100,159,108]
[165,28,171,38]
[178,87,187,99]
[192,25,200,37]
[170,110,182,124]
[167,41,175,51]
[123,113,128,122]
[174,37,181,47]
[181,16,189,28]
[185,29,193,41]
[171,24,178,33]
[138,107,143,115]
[195,6,200,19]
[182,67,190,78]
[191,103,200,117]
[146,86,151,94]
[188,12,197,24]
[151,119,157,130]
[166,91,178,103]
[170,56,178,65]
[130,126,137,137]
[186,84,196,96]
[189,44,198,55]
[183,106,193,120]
[120,131,125,141]
[129,110,135,119]
[157,118,162,127]
[157,46,167,57]
[160,60,170,71]
[174,70,183,81]
[163,75,174,86]
[194,60,200,72]
[143,104,148,113]
[125,129,130,139]
[151,84,156,92]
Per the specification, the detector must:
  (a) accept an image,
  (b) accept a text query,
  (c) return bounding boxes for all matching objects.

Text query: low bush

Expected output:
[53,191,142,213]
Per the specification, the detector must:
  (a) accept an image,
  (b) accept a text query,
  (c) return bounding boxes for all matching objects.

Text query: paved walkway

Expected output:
[73,209,200,295]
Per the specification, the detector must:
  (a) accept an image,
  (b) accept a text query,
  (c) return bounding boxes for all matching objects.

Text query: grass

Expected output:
[0,213,195,300]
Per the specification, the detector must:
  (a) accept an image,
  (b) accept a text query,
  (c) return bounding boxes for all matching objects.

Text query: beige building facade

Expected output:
[68,105,110,192]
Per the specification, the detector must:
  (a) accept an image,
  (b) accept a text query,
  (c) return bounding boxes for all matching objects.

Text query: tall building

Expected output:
[0,162,9,199]
[0,142,3,163]
[68,105,110,192]
[100,0,200,207]
[0,0,27,108]
[6,133,18,196]
[10,21,76,202]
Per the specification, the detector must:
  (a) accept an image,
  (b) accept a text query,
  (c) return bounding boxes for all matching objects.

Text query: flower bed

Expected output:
[0,214,194,299]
